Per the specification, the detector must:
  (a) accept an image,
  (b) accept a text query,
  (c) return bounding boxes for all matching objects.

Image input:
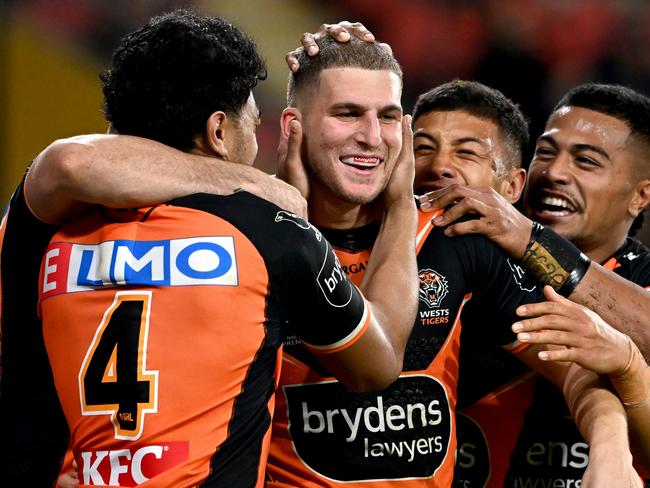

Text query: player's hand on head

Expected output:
[277,117,310,205]
[512,285,632,375]
[286,21,387,72]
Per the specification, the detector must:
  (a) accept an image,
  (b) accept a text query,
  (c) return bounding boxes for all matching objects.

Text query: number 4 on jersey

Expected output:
[79,291,159,440]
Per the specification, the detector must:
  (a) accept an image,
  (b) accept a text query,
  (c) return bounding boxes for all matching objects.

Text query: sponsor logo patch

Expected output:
[418,269,449,309]
[76,441,189,486]
[275,210,322,241]
[283,374,452,481]
[317,251,353,308]
[453,413,491,487]
[41,237,238,298]
[507,258,537,293]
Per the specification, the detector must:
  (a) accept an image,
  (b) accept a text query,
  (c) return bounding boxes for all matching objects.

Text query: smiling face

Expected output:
[525,106,645,260]
[299,68,403,207]
[413,110,511,195]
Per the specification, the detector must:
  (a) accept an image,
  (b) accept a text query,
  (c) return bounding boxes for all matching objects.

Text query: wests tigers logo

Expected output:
[418,269,449,308]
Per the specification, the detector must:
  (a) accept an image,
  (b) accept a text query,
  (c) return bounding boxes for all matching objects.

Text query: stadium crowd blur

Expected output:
[2,0,650,244]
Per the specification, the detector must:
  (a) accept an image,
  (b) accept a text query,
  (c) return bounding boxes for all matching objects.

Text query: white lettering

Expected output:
[364,396,385,433]
[341,407,363,442]
[385,405,405,431]
[108,449,131,485]
[114,245,165,283]
[131,445,163,484]
[302,402,325,434]
[43,248,60,292]
[82,450,108,485]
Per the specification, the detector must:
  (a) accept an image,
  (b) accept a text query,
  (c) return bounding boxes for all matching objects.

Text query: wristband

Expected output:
[520,223,591,297]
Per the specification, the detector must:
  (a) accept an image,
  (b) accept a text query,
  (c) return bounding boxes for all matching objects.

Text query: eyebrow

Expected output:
[537,135,610,160]
[329,102,403,114]
[413,132,489,147]
[453,136,489,147]
[413,132,435,143]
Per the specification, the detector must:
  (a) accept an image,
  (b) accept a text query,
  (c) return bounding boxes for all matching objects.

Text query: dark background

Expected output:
[2,0,649,244]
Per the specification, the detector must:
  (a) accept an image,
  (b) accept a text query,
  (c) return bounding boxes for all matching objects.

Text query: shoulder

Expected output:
[609,238,650,287]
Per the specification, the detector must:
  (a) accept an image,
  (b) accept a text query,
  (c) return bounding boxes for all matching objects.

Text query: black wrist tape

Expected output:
[521,224,591,297]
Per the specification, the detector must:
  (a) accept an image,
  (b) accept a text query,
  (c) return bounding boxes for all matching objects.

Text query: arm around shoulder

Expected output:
[26,134,307,224]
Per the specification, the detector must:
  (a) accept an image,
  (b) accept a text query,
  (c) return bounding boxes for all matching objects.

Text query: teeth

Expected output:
[541,196,575,212]
[341,156,380,168]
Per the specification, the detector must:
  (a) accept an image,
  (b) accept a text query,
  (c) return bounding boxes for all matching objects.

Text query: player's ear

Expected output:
[280,108,302,139]
[498,167,527,204]
[203,111,230,159]
[628,178,650,218]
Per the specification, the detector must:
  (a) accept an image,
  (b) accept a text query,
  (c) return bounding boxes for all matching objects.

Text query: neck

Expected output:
[307,187,379,229]
[575,233,628,264]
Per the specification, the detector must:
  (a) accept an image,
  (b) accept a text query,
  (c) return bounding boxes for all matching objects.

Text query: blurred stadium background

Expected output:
[2,0,650,244]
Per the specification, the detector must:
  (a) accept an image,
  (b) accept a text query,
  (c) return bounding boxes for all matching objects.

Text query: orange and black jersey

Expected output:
[454,237,650,488]
[4,189,371,488]
[266,211,546,488]
[0,181,68,487]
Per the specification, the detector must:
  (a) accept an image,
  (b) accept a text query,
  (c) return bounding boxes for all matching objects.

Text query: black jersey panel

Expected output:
[0,181,69,486]
[167,192,367,349]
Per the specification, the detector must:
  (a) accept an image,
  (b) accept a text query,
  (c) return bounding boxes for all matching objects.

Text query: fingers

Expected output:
[378,42,393,55]
[277,119,309,199]
[322,23,352,42]
[515,290,581,319]
[536,347,579,363]
[286,119,303,165]
[286,49,301,73]
[431,192,491,229]
[418,186,455,211]
[334,21,375,42]
[398,115,413,161]
[301,32,319,56]
[418,184,475,213]
[288,22,377,72]
[58,471,79,488]
[515,326,580,348]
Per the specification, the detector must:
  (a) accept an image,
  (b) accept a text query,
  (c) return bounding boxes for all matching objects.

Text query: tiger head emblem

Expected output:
[418,269,449,308]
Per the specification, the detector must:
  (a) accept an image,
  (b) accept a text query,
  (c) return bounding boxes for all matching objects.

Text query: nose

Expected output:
[355,114,382,148]
[421,151,458,180]
[541,152,571,184]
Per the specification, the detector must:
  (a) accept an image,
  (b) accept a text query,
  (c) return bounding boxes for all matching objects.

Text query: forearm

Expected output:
[564,364,632,463]
[609,340,650,466]
[516,223,650,360]
[27,134,305,223]
[360,197,418,362]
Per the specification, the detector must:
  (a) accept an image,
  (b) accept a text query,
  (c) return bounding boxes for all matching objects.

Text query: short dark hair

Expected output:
[412,80,529,169]
[287,36,402,107]
[100,9,266,150]
[554,83,650,236]
[554,83,650,153]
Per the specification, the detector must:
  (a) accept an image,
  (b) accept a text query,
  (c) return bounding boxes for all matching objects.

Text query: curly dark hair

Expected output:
[554,83,650,236]
[100,9,267,150]
[412,80,529,170]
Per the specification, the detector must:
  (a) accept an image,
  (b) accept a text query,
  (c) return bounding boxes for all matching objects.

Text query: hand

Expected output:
[276,117,310,202]
[512,285,632,375]
[286,21,391,72]
[381,115,415,210]
[58,466,79,488]
[418,184,533,258]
